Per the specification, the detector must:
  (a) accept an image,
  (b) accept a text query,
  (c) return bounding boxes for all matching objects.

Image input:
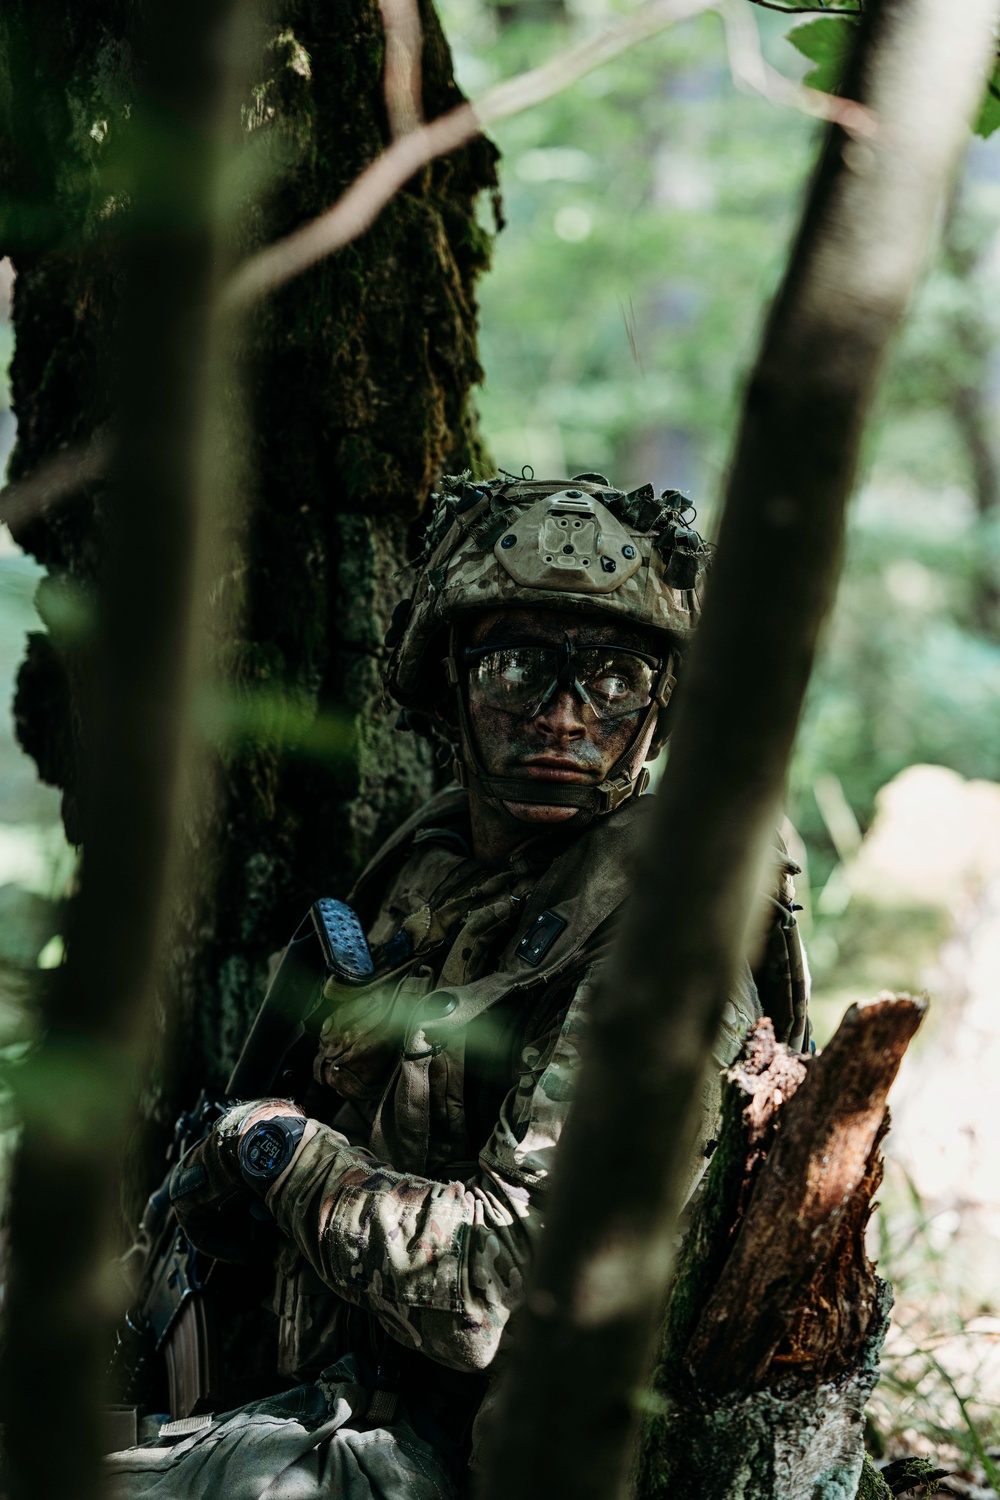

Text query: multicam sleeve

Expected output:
[267,964,760,1374]
[266,973,595,1374]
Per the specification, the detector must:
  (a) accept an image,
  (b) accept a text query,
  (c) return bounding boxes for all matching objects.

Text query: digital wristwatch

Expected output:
[238,1115,307,1194]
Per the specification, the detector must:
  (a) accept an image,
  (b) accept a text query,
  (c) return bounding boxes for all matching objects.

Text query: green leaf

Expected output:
[787,16,859,94]
[974,60,1000,138]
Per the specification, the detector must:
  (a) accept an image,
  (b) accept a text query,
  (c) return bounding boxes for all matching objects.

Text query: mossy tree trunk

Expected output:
[0,0,498,1182]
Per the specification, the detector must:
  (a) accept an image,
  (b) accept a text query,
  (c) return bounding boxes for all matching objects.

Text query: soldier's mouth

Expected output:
[519,757,596,782]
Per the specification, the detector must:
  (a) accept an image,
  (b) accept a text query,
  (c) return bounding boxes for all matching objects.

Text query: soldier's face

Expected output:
[464,608,661,825]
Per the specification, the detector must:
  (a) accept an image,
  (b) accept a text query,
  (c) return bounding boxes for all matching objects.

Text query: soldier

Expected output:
[106,473,809,1499]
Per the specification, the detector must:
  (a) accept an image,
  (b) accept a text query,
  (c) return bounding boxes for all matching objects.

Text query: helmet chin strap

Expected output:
[444,630,676,826]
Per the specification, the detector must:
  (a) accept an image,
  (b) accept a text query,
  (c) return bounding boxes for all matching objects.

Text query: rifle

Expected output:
[113,898,374,1422]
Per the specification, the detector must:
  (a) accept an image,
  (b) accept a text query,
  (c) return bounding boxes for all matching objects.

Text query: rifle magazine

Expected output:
[165,1292,222,1419]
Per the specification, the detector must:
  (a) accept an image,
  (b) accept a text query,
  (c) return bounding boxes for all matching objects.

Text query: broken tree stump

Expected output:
[635,994,925,1500]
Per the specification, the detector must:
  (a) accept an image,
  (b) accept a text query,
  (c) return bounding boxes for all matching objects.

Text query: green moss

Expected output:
[6,0,497,1232]
[856,1455,893,1500]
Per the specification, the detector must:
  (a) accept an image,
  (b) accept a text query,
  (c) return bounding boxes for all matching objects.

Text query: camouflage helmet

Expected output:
[384,471,712,821]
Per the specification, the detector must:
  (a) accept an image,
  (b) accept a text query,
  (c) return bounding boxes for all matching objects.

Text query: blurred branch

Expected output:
[746,1,863,13]
[938,190,1000,634]
[722,0,876,135]
[0,436,110,532]
[476,0,1000,1495]
[223,0,723,309]
[380,0,424,137]
[224,0,878,311]
[0,2,246,1497]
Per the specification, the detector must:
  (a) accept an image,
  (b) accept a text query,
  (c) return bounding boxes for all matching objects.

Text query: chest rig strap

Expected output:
[398,798,646,1056]
[369,795,649,1177]
[368,968,437,1169]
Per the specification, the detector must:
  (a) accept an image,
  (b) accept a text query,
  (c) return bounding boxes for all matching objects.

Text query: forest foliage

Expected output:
[437,0,1000,904]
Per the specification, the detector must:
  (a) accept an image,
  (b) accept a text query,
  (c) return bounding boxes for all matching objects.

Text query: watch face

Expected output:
[244,1122,287,1176]
[240,1119,302,1184]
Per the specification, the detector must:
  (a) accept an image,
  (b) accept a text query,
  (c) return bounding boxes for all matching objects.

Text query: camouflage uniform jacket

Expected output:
[263,786,803,1410]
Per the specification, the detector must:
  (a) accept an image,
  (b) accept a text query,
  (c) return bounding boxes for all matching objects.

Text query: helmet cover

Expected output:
[386,472,711,710]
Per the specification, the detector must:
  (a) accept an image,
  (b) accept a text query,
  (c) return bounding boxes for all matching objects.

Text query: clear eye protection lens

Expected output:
[572,650,655,720]
[467,644,658,722]
[469,647,559,716]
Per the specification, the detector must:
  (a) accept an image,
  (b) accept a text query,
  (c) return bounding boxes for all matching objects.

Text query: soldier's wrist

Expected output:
[238,1114,308,1195]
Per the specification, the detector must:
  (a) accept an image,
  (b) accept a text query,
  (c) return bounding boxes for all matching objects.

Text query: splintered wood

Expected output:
[688,993,925,1395]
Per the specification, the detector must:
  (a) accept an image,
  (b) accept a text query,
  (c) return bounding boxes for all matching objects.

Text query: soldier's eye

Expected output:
[494,648,545,687]
[582,653,654,714]
[470,648,555,711]
[592,672,631,700]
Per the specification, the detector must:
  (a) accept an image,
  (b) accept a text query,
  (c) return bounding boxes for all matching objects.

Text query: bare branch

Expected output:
[0,436,111,531]
[223,0,880,312]
[222,0,720,310]
[380,0,424,138]
[746,0,863,13]
[722,0,876,136]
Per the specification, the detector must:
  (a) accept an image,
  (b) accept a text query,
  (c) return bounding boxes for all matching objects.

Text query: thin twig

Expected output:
[722,0,876,137]
[620,296,644,374]
[746,0,863,13]
[222,0,718,310]
[0,436,111,530]
[223,0,878,310]
[379,0,423,138]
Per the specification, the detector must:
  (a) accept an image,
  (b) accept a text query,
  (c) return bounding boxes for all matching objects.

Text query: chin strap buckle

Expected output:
[596,768,645,816]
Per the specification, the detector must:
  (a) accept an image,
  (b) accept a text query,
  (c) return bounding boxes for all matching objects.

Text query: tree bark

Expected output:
[0,0,497,1454]
[477,4,999,1499]
[0,0,497,1187]
[636,998,924,1500]
[0,5,250,1493]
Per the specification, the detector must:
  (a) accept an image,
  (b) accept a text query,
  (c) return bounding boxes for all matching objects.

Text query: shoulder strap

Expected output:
[348,784,470,923]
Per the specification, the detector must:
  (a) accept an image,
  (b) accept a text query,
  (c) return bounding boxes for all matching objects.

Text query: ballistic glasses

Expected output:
[463,638,663,722]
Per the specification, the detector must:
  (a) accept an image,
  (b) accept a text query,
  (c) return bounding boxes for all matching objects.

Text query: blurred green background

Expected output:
[3,0,999,1001]
[438,0,1000,1008]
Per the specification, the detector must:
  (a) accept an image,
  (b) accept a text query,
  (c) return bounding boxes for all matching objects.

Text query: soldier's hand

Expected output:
[169,1099,305,1262]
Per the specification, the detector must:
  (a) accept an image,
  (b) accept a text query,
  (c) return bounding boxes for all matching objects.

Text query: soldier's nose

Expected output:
[534,687,587,740]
